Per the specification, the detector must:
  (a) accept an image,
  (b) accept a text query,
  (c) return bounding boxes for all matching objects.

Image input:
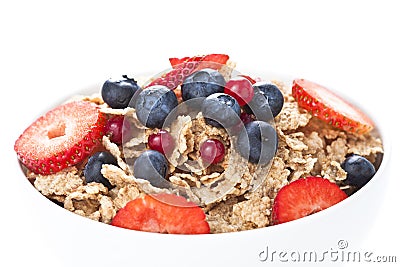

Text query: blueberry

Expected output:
[244,82,284,119]
[135,85,178,128]
[133,150,169,188]
[101,75,141,109]
[84,151,118,189]
[237,121,278,164]
[201,93,241,128]
[341,154,376,188]
[181,68,226,101]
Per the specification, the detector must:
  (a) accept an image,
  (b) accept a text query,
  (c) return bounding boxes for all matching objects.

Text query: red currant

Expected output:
[231,112,254,134]
[105,116,131,145]
[200,139,225,164]
[148,130,175,155]
[224,77,254,106]
[240,112,254,124]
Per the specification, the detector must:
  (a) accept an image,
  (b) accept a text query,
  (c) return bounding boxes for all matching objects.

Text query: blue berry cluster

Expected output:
[99,69,286,188]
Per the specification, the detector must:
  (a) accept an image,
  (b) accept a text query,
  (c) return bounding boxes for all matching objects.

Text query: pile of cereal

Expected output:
[15,54,383,234]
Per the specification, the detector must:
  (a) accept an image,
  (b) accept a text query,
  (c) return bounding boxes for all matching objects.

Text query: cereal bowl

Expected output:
[14,59,389,266]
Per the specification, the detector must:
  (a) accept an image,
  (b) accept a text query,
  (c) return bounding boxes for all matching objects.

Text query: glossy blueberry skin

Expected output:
[84,151,118,189]
[341,154,376,188]
[201,93,241,128]
[101,75,141,109]
[237,121,278,164]
[133,150,169,188]
[181,68,226,101]
[244,81,284,119]
[135,85,178,129]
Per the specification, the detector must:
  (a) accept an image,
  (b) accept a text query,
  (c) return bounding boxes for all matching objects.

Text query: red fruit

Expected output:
[105,115,131,145]
[231,112,254,134]
[14,101,106,175]
[169,56,201,68]
[239,112,254,125]
[224,76,255,106]
[147,54,229,90]
[200,54,230,69]
[292,79,374,134]
[148,130,175,155]
[169,53,229,69]
[238,74,257,84]
[146,60,201,90]
[272,177,347,225]
[200,139,225,164]
[111,193,210,234]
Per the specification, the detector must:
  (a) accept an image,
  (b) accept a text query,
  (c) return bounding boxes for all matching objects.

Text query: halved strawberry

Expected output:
[111,193,210,234]
[14,100,106,175]
[272,177,347,225]
[292,79,374,134]
[147,54,229,90]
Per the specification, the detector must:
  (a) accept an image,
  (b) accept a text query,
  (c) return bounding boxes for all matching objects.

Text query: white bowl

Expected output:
[14,74,389,267]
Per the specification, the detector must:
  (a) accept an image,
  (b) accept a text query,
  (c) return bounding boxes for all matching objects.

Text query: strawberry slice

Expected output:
[272,177,347,225]
[169,56,198,67]
[146,54,229,90]
[14,101,106,175]
[146,60,201,90]
[169,53,229,69]
[292,79,374,134]
[238,74,257,84]
[111,193,210,234]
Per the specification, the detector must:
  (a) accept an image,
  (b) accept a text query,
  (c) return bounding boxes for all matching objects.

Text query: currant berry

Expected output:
[105,116,131,145]
[200,139,225,164]
[148,130,175,155]
[224,77,255,106]
[239,112,254,125]
[231,112,255,134]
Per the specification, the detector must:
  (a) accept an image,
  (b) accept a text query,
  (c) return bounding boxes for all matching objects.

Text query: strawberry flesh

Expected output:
[147,54,229,90]
[238,74,257,84]
[14,100,106,175]
[146,60,200,90]
[272,177,347,225]
[292,79,374,134]
[169,53,229,69]
[111,193,210,234]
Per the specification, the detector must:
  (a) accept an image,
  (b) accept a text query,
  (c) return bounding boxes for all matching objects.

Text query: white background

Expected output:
[1,0,399,266]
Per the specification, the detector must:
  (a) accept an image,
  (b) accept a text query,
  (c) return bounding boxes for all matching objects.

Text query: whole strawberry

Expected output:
[14,100,106,175]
